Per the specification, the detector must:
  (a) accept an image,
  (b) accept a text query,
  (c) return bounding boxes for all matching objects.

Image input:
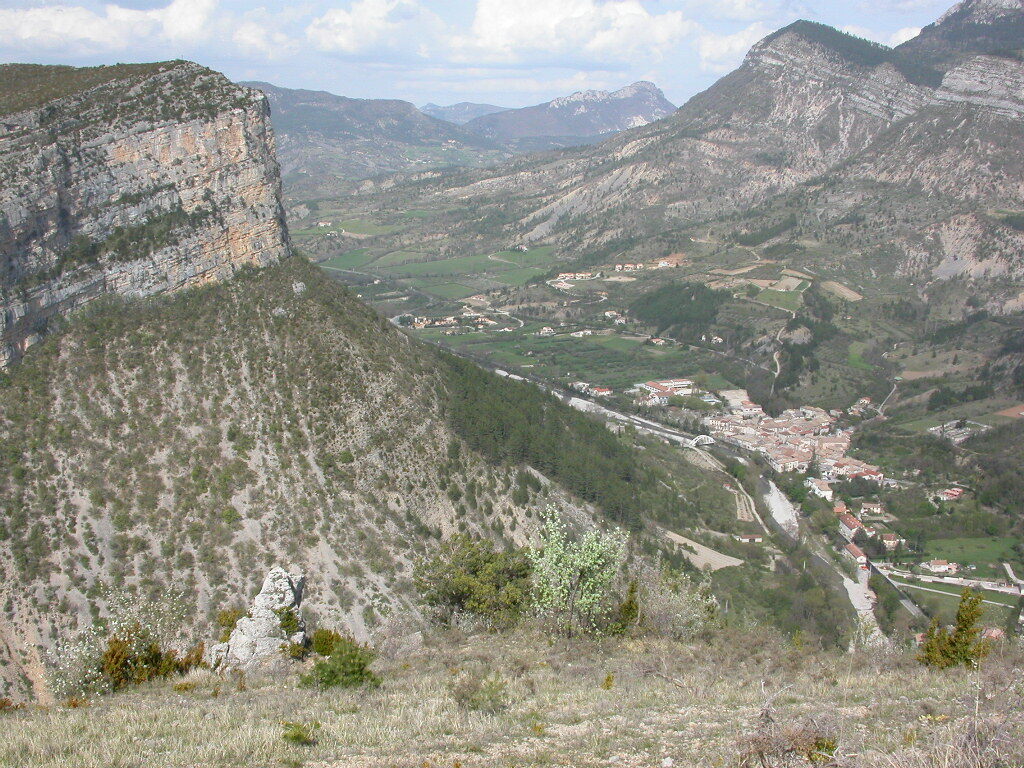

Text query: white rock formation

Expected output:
[210,566,306,669]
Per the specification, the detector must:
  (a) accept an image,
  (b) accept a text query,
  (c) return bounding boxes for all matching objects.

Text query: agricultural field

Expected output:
[320,249,375,271]
[890,577,1020,629]
[428,326,743,392]
[922,537,1024,580]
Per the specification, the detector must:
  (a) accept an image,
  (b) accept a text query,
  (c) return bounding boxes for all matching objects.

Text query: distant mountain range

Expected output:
[460,81,676,150]
[420,101,509,124]
[248,80,676,197]
[243,82,509,198]
[377,0,1024,315]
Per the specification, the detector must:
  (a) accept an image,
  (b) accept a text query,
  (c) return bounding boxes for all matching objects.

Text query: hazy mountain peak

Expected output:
[420,101,510,125]
[458,81,675,147]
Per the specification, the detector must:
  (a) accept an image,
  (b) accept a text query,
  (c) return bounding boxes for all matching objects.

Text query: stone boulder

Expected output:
[210,566,306,670]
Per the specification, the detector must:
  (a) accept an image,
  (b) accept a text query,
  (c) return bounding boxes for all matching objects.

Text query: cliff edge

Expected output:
[0,61,291,367]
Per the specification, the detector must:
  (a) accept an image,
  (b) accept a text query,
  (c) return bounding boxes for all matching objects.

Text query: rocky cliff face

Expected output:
[0,61,290,368]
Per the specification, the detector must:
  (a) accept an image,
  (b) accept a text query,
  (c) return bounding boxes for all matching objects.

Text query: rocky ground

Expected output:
[2,626,1021,768]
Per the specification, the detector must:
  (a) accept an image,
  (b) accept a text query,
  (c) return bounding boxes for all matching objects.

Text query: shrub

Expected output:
[100,624,203,691]
[283,642,308,660]
[450,670,509,714]
[414,535,532,629]
[216,608,245,642]
[281,721,320,746]
[275,608,301,636]
[633,563,719,640]
[529,509,627,636]
[300,635,380,690]
[918,588,991,669]
[311,627,343,656]
[47,588,203,699]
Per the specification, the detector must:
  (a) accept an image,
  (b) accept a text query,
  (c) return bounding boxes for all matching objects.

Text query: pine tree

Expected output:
[917,588,991,669]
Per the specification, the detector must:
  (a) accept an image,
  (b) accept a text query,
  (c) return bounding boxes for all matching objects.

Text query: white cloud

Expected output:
[685,0,778,21]
[306,0,441,56]
[696,22,770,73]
[454,0,699,64]
[0,0,217,53]
[233,19,297,59]
[888,26,922,46]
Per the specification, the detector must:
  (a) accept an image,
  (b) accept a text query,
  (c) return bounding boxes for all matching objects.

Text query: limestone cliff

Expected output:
[0,61,290,368]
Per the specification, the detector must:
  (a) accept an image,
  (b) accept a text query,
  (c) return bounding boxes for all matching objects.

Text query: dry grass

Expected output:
[1,628,1021,768]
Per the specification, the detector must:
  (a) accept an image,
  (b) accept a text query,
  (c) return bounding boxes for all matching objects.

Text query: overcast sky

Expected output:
[0,0,957,107]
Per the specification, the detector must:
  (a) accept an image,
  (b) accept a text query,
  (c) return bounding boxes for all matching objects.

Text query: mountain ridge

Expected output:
[462,80,676,148]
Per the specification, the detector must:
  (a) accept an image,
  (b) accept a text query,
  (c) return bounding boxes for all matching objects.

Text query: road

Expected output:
[1004,562,1023,587]
[659,527,744,572]
[894,581,1018,608]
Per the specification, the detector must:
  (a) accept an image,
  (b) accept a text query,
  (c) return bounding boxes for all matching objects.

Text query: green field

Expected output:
[847,341,873,370]
[922,537,1024,579]
[374,250,434,266]
[493,267,550,286]
[756,289,803,312]
[416,282,478,300]
[893,580,1019,629]
[320,250,374,271]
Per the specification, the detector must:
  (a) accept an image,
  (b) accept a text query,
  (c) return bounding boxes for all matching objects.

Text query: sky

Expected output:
[0,0,959,108]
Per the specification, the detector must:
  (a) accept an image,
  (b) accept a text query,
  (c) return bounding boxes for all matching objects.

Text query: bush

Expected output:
[215,608,245,642]
[281,721,320,746]
[299,635,380,690]
[275,608,301,636]
[450,670,509,714]
[632,563,718,640]
[918,588,991,669]
[48,589,203,699]
[414,535,532,629]
[529,509,627,636]
[311,627,343,656]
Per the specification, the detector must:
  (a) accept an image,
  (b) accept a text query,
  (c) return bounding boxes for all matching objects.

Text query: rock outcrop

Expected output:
[211,567,306,670]
[0,61,291,368]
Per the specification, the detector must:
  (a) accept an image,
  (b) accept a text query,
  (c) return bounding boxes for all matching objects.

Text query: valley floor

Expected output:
[3,628,1021,768]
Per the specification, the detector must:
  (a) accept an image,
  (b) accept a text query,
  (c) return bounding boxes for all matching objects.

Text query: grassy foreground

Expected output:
[3,627,1021,768]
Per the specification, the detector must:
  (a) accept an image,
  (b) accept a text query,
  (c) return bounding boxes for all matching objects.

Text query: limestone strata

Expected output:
[0,61,290,367]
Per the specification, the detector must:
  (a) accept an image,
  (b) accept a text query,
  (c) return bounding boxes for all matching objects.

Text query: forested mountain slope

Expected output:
[0,258,682,701]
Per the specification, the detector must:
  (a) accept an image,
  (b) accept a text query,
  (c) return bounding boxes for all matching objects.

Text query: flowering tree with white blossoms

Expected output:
[529,509,628,636]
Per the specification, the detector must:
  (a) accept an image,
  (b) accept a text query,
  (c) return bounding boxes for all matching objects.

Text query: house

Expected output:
[937,487,965,502]
[880,533,904,551]
[591,387,613,398]
[844,542,868,568]
[861,501,884,516]
[735,534,764,544]
[833,501,848,515]
[981,627,1006,641]
[838,513,864,541]
[922,559,958,574]
[805,478,834,502]
[537,327,555,337]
